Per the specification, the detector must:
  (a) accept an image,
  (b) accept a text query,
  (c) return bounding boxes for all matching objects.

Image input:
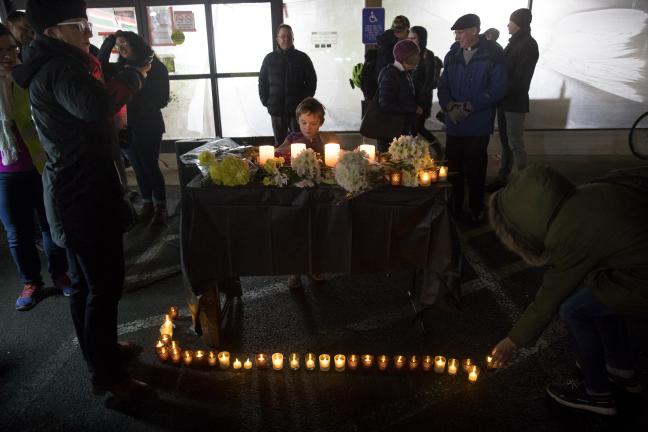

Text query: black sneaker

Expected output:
[575,361,643,394]
[546,382,617,416]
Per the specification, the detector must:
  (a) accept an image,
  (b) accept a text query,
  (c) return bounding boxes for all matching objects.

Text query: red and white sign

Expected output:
[173,11,196,32]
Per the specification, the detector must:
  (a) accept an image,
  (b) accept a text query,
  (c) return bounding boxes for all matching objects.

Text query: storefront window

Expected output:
[163,79,216,139]
[87,7,138,61]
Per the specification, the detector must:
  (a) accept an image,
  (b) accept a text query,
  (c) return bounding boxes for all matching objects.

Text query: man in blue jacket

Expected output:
[438,14,507,223]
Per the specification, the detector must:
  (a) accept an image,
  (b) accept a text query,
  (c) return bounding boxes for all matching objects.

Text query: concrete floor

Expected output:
[0,152,646,431]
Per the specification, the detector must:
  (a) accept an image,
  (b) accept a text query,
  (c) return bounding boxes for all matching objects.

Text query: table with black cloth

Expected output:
[181,176,462,347]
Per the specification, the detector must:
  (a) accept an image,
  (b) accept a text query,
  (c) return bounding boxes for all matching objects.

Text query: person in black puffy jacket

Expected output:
[259,24,317,146]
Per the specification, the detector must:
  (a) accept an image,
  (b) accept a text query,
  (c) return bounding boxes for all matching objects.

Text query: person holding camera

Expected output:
[98,31,170,225]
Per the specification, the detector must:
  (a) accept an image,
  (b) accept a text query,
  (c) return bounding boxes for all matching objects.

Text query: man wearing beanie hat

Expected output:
[374,15,410,85]
[12,0,156,402]
[487,8,539,193]
[437,13,507,223]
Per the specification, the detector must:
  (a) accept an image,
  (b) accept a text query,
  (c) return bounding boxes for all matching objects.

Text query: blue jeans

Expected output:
[496,109,527,180]
[0,170,67,285]
[125,129,166,203]
[559,286,634,394]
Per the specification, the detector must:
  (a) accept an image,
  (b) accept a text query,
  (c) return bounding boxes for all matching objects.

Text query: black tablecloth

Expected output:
[181,177,462,307]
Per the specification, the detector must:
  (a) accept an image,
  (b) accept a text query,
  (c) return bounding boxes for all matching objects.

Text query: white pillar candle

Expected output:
[358,144,376,163]
[258,145,275,166]
[324,143,341,167]
[290,143,306,165]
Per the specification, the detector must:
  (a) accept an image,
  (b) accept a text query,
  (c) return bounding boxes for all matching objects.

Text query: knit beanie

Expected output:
[510,8,532,29]
[27,0,87,35]
[393,39,419,64]
[391,15,410,32]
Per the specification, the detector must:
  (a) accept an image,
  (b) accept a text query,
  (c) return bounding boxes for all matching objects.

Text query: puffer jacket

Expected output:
[499,29,538,113]
[11,35,142,248]
[377,64,417,135]
[437,36,507,136]
[490,165,648,347]
[258,46,317,117]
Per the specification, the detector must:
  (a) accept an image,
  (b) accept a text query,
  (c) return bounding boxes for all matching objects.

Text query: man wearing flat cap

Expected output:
[487,8,539,192]
[12,0,156,402]
[437,13,507,223]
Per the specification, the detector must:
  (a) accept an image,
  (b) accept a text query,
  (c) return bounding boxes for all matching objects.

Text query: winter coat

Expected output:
[377,64,417,135]
[374,29,399,82]
[490,166,648,347]
[437,36,507,136]
[11,35,142,248]
[412,48,437,114]
[499,30,538,113]
[258,47,317,117]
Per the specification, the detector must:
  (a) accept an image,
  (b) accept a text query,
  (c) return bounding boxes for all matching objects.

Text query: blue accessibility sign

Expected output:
[362,7,385,45]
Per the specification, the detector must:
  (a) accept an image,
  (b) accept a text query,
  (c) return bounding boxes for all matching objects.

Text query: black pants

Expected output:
[126,128,166,203]
[445,135,490,216]
[271,115,299,146]
[67,227,127,388]
[415,114,441,155]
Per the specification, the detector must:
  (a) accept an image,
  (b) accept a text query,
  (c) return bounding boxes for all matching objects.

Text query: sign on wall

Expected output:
[362,7,385,45]
[173,11,196,32]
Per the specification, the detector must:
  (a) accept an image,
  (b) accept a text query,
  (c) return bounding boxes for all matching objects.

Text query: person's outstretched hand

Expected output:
[491,337,517,368]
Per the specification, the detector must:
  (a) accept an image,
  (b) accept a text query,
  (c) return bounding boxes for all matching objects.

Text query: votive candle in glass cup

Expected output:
[378,355,389,371]
[393,355,406,371]
[159,334,172,346]
[171,347,181,364]
[468,365,481,383]
[194,350,205,365]
[272,353,284,371]
[319,354,331,371]
[168,306,178,320]
[155,340,166,355]
[324,143,341,167]
[361,354,374,369]
[419,171,432,187]
[462,358,473,373]
[255,353,268,369]
[170,341,180,352]
[358,144,376,164]
[244,358,253,370]
[422,355,433,372]
[182,350,193,366]
[434,356,446,373]
[160,314,173,338]
[486,355,497,370]
[305,353,316,371]
[447,358,459,375]
[218,351,230,369]
[233,358,242,370]
[289,353,300,370]
[208,351,217,367]
[438,166,448,181]
[390,172,402,186]
[290,143,306,165]
[258,145,275,166]
[408,355,420,371]
[347,354,360,371]
[157,346,170,361]
[334,354,346,372]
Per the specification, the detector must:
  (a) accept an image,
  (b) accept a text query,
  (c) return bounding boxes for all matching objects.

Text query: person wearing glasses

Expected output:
[0,23,72,311]
[12,0,155,403]
[6,11,35,61]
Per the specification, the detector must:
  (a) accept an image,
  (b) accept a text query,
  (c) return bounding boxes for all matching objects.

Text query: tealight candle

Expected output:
[439,166,448,180]
[157,346,170,361]
[419,171,432,187]
[159,334,171,345]
[258,145,275,166]
[358,144,376,164]
[290,143,306,165]
[334,354,346,372]
[160,314,173,338]
[408,355,420,371]
[255,353,268,369]
[378,354,389,371]
[208,351,217,367]
[422,355,433,372]
[319,354,331,371]
[324,143,340,167]
[469,365,480,383]
[393,355,406,371]
[447,358,458,375]
[361,354,374,369]
[486,355,497,370]
[347,354,359,371]
[289,353,300,370]
[272,353,284,371]
[182,350,193,366]
[305,353,316,371]
[171,348,181,364]
[218,351,230,369]
[244,358,253,370]
[233,358,242,370]
[194,350,205,365]
[462,358,473,373]
[434,356,446,373]
[155,340,166,355]
[168,306,178,320]
[390,172,402,186]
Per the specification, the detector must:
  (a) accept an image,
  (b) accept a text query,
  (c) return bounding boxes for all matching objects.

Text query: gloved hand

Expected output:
[446,102,474,124]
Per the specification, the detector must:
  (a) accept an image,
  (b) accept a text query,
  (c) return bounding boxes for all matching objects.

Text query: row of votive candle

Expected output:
[258,144,378,168]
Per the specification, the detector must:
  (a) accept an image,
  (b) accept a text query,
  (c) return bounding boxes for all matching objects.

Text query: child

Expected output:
[276,97,339,157]
[276,97,335,289]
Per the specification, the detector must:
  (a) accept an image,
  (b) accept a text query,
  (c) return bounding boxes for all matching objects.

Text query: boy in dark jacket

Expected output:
[12,0,155,402]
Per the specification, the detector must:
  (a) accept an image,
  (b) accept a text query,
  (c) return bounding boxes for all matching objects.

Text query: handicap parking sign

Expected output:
[362,8,385,45]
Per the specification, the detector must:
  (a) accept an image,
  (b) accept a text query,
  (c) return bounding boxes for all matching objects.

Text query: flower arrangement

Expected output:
[334,151,370,194]
[261,157,289,187]
[206,154,251,186]
[291,148,321,187]
[388,135,432,171]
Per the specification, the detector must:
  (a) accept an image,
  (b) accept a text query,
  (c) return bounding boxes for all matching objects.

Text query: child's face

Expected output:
[298,112,322,140]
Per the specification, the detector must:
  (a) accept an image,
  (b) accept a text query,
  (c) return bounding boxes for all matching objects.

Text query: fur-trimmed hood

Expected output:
[489,165,574,266]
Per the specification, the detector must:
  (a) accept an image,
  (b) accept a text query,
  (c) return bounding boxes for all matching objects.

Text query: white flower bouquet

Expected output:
[334,151,370,194]
[388,135,432,171]
[291,148,321,187]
